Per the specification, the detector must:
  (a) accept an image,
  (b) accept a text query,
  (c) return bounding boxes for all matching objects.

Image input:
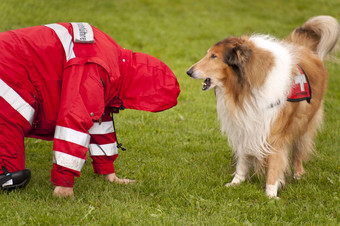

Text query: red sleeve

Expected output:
[88,113,118,175]
[51,62,105,187]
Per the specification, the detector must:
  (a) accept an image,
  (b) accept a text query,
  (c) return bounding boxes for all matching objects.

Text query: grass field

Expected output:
[0,0,339,225]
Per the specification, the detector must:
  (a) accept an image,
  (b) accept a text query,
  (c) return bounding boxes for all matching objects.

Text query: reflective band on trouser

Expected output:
[0,78,35,125]
[89,143,118,156]
[45,23,76,61]
[88,121,114,135]
[54,126,90,147]
[53,151,85,172]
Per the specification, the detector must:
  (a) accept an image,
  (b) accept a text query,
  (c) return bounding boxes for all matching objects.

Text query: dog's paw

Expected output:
[267,194,280,200]
[225,182,241,187]
[266,182,280,199]
[225,173,246,188]
[293,172,304,180]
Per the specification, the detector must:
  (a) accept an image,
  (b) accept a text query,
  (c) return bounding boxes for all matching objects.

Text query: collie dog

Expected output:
[187,16,339,198]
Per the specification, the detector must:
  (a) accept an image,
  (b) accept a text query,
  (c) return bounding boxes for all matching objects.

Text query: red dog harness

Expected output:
[269,65,312,109]
[287,65,312,103]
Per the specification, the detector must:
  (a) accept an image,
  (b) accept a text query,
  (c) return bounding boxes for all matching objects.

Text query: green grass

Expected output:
[0,0,339,224]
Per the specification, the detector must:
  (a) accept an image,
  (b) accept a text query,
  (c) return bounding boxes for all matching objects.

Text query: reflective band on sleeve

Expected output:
[89,143,118,156]
[53,150,85,172]
[0,78,35,125]
[88,121,114,135]
[54,126,90,148]
[45,23,76,61]
[71,23,95,43]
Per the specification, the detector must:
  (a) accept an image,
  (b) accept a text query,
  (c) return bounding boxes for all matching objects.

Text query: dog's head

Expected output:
[187,36,253,91]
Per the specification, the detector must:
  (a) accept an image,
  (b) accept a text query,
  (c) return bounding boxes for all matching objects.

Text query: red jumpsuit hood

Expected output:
[117,49,180,112]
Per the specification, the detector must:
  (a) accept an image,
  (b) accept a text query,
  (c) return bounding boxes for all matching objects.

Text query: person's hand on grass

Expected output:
[104,173,135,184]
[52,174,134,198]
[53,186,74,199]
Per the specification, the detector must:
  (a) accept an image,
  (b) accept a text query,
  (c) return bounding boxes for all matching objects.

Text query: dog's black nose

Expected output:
[187,67,193,77]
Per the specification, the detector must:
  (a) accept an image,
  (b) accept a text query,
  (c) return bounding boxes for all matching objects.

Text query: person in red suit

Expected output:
[0,23,180,197]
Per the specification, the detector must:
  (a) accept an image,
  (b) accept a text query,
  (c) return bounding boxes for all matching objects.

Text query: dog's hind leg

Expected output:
[293,107,323,179]
[226,154,249,187]
[292,135,310,180]
[266,147,289,198]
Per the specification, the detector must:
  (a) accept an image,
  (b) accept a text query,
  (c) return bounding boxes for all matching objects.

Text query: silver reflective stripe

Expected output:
[45,23,75,61]
[89,143,118,156]
[54,126,90,148]
[0,78,35,125]
[88,121,114,135]
[53,151,85,172]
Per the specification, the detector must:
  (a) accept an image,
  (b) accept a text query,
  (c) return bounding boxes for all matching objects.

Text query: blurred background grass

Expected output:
[0,0,339,224]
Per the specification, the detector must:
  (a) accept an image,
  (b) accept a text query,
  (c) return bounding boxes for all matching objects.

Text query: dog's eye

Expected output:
[210,54,217,59]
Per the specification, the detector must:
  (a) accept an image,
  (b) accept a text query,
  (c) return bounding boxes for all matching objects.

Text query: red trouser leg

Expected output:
[0,98,32,174]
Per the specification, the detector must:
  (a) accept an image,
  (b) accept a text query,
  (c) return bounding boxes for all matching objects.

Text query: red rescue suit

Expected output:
[0,23,180,187]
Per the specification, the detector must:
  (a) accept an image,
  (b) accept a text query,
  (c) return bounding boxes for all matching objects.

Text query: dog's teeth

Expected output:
[202,78,211,91]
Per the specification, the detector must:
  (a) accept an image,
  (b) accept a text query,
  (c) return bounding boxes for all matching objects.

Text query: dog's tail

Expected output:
[287,15,340,60]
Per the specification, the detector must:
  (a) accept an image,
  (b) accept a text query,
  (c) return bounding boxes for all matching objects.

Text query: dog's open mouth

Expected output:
[202,78,211,91]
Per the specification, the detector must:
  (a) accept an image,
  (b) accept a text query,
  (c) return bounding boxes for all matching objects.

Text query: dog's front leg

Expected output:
[226,155,249,187]
[265,148,288,198]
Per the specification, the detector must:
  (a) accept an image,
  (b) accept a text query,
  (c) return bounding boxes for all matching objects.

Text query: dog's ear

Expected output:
[223,44,252,81]
[223,44,252,67]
